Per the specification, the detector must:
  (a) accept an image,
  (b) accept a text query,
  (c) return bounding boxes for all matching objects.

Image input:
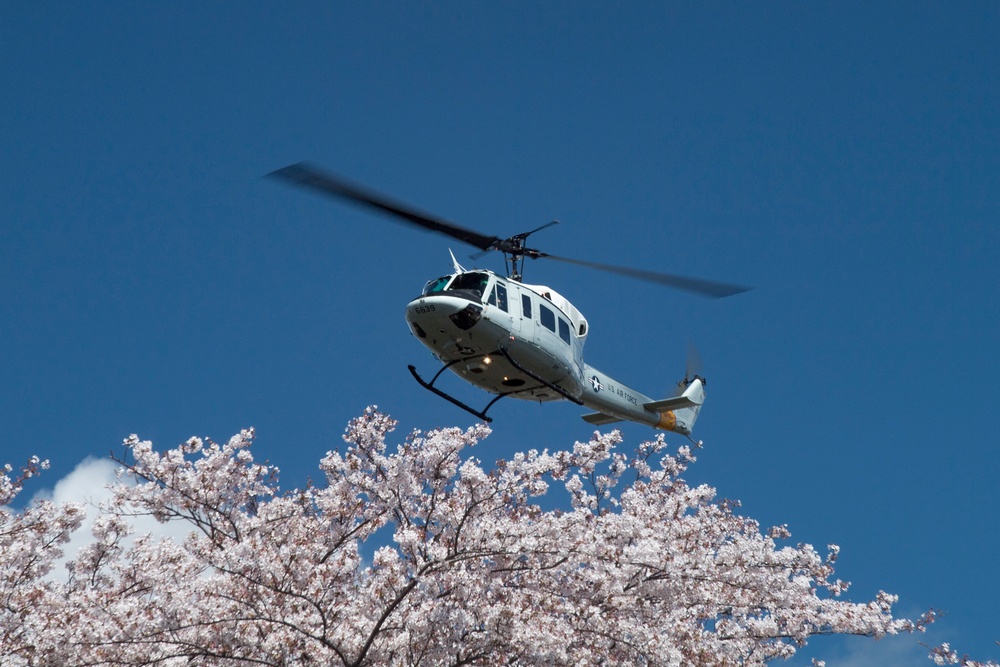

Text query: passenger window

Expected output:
[558,318,571,344]
[540,305,555,332]
[521,294,532,319]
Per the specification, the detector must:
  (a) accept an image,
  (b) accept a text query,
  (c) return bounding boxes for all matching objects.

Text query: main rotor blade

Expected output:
[269,162,499,251]
[517,219,560,239]
[540,254,752,299]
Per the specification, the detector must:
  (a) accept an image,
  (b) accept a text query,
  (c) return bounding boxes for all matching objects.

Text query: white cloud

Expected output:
[36,456,118,508]
[835,636,930,666]
[32,457,118,573]
[790,633,931,667]
[33,456,195,581]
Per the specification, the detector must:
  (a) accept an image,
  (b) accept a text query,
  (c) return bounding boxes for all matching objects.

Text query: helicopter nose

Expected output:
[406,295,484,332]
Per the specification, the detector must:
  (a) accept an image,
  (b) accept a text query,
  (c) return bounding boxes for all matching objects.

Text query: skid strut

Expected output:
[497,346,583,406]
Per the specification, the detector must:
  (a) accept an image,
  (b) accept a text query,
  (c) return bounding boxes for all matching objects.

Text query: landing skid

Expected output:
[407,347,582,422]
[407,359,511,423]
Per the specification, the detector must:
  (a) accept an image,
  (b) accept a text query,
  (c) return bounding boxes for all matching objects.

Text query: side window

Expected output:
[495,283,508,312]
[558,318,571,344]
[540,305,555,332]
[521,294,532,319]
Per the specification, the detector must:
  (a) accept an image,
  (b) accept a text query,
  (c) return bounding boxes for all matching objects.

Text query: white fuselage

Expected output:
[404,270,681,429]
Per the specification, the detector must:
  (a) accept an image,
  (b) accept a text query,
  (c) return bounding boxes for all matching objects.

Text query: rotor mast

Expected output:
[494,220,558,281]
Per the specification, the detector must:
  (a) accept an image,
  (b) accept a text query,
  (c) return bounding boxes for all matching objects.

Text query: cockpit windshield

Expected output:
[422,272,491,299]
[422,276,452,295]
[446,272,491,298]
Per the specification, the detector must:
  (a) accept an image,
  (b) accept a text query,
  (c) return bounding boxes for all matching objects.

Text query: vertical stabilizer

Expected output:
[652,377,705,436]
[675,377,705,435]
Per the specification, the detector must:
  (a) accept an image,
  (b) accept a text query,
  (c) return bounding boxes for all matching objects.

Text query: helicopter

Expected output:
[269,163,750,436]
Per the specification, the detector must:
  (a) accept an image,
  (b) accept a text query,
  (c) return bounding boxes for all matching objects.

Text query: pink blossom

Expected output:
[2,409,994,666]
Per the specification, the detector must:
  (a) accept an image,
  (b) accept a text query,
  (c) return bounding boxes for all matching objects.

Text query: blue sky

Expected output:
[2,3,997,662]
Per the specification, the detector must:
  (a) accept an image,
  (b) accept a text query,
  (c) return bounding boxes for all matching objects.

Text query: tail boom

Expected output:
[580,366,706,435]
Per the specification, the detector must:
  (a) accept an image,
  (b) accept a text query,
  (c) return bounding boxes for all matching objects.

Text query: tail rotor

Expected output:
[675,342,705,395]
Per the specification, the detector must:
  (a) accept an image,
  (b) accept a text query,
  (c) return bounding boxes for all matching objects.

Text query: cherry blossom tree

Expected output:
[3,408,995,666]
[1,458,84,666]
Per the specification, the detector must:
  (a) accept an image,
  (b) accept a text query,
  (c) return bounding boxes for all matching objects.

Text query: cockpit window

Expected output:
[488,282,508,312]
[445,272,491,298]
[422,276,452,295]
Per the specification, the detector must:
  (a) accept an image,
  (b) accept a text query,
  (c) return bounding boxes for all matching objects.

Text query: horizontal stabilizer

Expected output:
[581,412,624,426]
[644,395,697,413]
